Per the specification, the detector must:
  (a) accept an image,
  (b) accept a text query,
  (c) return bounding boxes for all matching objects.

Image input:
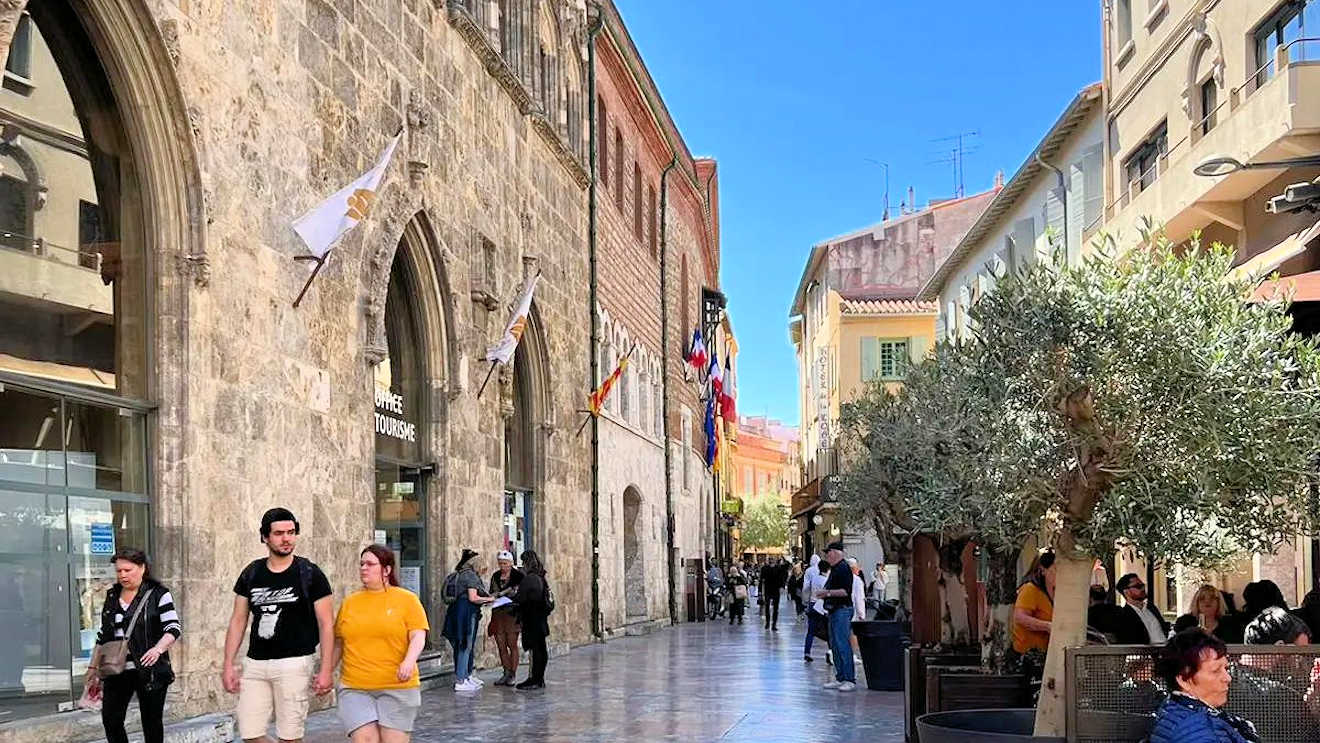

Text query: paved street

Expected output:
[304,607,904,742]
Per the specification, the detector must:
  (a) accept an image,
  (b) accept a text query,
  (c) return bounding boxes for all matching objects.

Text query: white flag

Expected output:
[485,274,541,365]
[293,131,402,259]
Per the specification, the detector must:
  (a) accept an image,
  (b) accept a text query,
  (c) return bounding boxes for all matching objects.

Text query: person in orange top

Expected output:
[1012,551,1056,655]
[333,545,429,743]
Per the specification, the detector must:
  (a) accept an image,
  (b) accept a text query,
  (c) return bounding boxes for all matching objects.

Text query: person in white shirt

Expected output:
[802,554,829,663]
[847,558,868,667]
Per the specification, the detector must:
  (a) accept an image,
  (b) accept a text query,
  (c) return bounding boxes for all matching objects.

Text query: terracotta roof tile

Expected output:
[839,298,938,315]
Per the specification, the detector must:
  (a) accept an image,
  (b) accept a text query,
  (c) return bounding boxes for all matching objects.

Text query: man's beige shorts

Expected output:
[236,654,315,741]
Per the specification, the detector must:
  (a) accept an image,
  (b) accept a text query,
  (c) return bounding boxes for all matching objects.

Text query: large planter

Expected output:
[903,647,982,741]
[924,665,1030,714]
[916,709,1064,743]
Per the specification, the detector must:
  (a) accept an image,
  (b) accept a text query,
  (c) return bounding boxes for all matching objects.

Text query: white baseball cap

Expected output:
[497,550,514,562]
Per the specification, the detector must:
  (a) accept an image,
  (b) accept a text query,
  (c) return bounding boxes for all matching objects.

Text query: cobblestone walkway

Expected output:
[303,607,904,742]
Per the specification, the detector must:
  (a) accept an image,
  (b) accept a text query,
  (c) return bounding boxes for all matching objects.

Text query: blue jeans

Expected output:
[804,609,825,656]
[828,607,855,682]
[452,617,480,681]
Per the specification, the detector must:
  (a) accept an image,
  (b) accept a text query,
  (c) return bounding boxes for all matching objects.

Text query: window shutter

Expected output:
[1083,145,1103,237]
[1042,190,1064,262]
[908,335,928,364]
[1012,217,1036,270]
[1068,161,1085,265]
[860,337,879,382]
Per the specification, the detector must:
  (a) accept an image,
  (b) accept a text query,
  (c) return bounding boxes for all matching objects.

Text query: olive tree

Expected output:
[848,235,1320,735]
[740,493,791,552]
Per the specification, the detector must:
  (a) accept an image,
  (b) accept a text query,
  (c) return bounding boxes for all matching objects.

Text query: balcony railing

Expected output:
[0,230,103,271]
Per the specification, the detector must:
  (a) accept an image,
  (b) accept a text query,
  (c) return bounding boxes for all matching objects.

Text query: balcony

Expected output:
[0,234,113,316]
[1105,40,1320,250]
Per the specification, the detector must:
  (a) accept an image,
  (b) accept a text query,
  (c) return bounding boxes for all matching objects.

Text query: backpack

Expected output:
[441,570,463,605]
[240,556,315,600]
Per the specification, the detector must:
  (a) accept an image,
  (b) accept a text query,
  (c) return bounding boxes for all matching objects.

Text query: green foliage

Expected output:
[841,235,1320,569]
[740,493,791,551]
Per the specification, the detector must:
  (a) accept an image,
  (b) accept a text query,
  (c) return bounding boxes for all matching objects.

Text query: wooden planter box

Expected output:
[924,665,1030,714]
[904,647,983,742]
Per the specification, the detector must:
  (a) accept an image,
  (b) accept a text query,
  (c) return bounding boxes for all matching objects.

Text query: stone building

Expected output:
[592,0,722,632]
[0,0,649,739]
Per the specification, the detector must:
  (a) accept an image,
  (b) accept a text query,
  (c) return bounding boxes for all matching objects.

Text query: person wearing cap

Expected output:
[441,549,494,692]
[813,542,858,691]
[1115,572,1170,645]
[487,550,524,686]
[223,507,335,743]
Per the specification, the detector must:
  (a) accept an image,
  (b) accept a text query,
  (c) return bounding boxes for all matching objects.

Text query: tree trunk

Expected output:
[1033,544,1093,737]
[981,544,1019,673]
[937,538,971,646]
[894,545,912,623]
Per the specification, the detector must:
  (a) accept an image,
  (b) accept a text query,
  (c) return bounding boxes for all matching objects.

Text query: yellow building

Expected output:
[787,188,997,563]
[728,415,799,559]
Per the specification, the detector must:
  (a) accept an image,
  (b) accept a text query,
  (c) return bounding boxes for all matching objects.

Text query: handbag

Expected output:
[734,584,748,601]
[97,589,153,679]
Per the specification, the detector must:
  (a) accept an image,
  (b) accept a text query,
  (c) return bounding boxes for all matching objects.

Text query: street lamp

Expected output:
[1193,154,1320,177]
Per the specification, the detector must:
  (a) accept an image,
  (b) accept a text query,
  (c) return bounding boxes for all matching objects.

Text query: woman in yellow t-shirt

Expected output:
[333,545,430,743]
[1011,551,1056,655]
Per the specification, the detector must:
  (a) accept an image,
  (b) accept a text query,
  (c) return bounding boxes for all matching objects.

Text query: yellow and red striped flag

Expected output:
[588,356,628,416]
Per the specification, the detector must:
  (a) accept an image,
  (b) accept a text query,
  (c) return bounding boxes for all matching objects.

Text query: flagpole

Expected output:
[291,255,327,308]
[574,342,638,436]
[476,270,544,400]
[475,361,498,399]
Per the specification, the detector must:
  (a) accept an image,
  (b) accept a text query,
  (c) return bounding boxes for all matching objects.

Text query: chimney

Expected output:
[907,186,915,212]
[994,170,1005,189]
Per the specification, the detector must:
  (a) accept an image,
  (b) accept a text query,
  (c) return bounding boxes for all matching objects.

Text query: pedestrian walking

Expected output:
[787,562,805,617]
[223,508,335,743]
[802,554,829,663]
[488,550,524,686]
[762,558,787,630]
[727,565,748,625]
[848,557,868,667]
[514,550,552,690]
[86,548,181,743]
[814,542,857,692]
[333,545,429,742]
[441,548,494,692]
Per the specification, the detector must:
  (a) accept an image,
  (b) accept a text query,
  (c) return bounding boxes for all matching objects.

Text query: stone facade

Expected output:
[592,0,721,632]
[0,0,660,740]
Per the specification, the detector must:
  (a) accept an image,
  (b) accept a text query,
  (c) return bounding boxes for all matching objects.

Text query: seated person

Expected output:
[1150,629,1260,743]
[1087,584,1123,644]
[1227,607,1319,742]
[1174,585,1238,643]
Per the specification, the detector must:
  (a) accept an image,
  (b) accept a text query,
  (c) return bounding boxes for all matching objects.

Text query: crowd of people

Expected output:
[82,507,554,743]
[1011,552,1320,741]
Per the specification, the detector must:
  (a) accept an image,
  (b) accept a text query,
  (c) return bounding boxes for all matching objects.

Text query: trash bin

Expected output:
[853,620,908,691]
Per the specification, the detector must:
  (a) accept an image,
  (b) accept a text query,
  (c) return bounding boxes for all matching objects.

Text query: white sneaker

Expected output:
[472,676,485,687]
[454,678,479,691]
[822,680,842,689]
[837,681,856,692]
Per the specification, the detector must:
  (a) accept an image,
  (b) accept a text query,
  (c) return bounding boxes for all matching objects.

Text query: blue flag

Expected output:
[704,394,717,469]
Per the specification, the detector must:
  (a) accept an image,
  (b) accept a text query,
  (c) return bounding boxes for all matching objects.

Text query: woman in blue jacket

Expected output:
[1150,629,1259,743]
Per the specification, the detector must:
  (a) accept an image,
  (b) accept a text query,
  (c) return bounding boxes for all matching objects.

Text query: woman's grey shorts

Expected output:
[337,687,422,735]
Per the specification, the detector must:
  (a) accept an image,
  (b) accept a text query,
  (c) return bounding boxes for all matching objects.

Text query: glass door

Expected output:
[503,489,532,558]
[374,461,426,598]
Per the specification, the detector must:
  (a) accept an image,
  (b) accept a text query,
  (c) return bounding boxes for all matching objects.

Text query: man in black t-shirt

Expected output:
[222,508,334,743]
[813,542,858,692]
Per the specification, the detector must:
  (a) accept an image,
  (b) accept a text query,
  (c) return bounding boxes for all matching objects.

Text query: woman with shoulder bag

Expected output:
[727,566,748,625]
[86,548,181,743]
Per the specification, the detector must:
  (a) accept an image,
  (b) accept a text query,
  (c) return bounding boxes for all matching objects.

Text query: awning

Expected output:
[0,353,115,389]
[1229,217,1320,281]
[1252,269,1320,303]
[790,499,821,520]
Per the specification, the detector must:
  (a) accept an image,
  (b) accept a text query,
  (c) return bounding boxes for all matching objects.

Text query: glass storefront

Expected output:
[0,2,153,722]
[374,249,429,602]
[0,384,149,721]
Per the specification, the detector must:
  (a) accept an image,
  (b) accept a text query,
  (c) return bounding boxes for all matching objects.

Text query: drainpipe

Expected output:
[659,155,678,624]
[701,167,721,564]
[586,4,604,642]
[1035,151,1069,264]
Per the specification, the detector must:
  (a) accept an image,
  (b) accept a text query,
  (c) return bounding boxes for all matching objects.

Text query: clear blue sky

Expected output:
[615,1,1101,426]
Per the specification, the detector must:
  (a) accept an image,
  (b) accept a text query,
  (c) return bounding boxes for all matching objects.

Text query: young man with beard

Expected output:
[223,508,335,743]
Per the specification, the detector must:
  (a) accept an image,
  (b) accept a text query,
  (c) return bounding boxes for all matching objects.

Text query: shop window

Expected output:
[0,1,151,721]
[374,250,428,598]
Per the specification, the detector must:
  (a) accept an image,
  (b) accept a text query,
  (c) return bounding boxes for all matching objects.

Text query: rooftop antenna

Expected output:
[865,158,890,221]
[929,130,980,197]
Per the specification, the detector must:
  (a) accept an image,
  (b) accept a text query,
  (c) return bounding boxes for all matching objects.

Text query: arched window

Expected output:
[633,161,643,239]
[498,0,528,83]
[535,4,558,121]
[374,246,429,599]
[613,127,624,210]
[0,0,159,720]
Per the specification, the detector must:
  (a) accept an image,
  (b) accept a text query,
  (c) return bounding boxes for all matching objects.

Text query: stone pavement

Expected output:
[303,607,905,742]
